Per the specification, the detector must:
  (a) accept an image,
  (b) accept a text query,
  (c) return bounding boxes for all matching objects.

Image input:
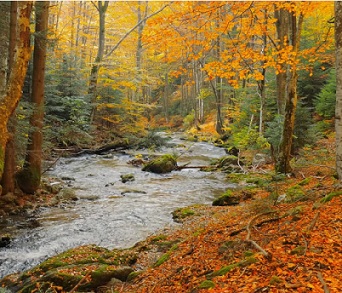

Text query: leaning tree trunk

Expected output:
[0,2,32,195]
[17,1,49,194]
[335,1,342,180]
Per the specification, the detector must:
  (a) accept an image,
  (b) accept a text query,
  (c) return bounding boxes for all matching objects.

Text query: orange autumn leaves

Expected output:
[144,1,334,88]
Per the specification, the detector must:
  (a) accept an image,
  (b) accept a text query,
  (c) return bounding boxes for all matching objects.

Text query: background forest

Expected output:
[0,1,337,194]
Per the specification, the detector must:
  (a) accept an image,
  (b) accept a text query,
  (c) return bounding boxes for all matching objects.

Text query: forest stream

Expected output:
[0,133,235,279]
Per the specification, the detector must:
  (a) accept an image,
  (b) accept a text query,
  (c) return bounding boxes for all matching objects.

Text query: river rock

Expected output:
[0,244,137,292]
[120,173,135,183]
[252,153,271,166]
[142,154,178,174]
[212,194,240,206]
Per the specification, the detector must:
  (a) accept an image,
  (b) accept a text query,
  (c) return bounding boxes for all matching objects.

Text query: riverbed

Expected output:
[0,133,234,278]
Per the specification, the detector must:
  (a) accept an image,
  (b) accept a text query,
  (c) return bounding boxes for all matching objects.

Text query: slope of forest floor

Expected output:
[109,135,342,293]
[1,136,341,292]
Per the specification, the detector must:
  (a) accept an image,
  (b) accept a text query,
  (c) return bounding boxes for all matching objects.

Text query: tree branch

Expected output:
[104,2,172,58]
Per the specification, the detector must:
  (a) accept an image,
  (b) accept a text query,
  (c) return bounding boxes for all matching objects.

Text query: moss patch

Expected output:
[198,280,215,289]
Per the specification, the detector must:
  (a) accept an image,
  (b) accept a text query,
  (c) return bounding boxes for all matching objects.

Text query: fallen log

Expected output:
[73,141,130,156]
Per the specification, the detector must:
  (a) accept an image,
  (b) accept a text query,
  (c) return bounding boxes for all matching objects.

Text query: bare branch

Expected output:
[104,2,172,59]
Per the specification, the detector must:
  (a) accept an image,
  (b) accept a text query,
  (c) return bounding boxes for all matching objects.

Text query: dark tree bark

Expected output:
[1,1,18,195]
[275,10,304,174]
[335,1,342,180]
[88,1,109,123]
[0,2,32,195]
[17,1,49,194]
[274,7,290,115]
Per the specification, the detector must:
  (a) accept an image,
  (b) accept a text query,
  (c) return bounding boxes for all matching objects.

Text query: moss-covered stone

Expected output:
[16,167,41,194]
[1,244,139,292]
[120,173,135,183]
[212,190,239,206]
[142,154,178,174]
[285,185,307,202]
[172,207,196,222]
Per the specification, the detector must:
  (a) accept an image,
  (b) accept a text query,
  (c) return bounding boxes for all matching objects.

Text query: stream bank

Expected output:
[0,133,235,279]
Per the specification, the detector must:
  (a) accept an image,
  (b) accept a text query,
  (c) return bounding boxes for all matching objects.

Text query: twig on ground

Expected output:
[317,272,331,293]
[306,212,320,233]
[69,271,91,293]
[245,211,277,260]
[301,234,308,256]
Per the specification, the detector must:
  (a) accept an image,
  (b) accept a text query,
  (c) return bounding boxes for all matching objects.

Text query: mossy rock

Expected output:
[142,154,177,174]
[172,207,196,223]
[120,173,135,183]
[20,265,134,292]
[212,190,240,206]
[16,168,41,194]
[216,155,239,168]
[2,245,138,292]
[286,185,307,202]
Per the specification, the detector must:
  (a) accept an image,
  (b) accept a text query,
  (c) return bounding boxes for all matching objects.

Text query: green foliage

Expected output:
[293,101,317,151]
[298,62,332,110]
[228,126,269,150]
[183,109,195,129]
[314,68,336,119]
[264,114,283,153]
[265,101,318,154]
[133,131,170,150]
[44,54,91,147]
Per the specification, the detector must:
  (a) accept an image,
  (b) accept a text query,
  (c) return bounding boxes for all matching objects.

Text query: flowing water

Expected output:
[0,133,234,279]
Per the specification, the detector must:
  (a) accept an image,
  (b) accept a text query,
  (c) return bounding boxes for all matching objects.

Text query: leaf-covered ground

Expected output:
[1,137,341,292]
[109,137,342,293]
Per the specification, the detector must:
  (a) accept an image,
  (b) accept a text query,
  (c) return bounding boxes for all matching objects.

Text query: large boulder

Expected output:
[142,154,177,174]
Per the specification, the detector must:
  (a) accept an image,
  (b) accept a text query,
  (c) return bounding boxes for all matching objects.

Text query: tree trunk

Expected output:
[1,1,18,195]
[88,1,109,123]
[275,11,304,174]
[274,7,290,115]
[17,1,48,194]
[0,2,32,195]
[335,1,342,180]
